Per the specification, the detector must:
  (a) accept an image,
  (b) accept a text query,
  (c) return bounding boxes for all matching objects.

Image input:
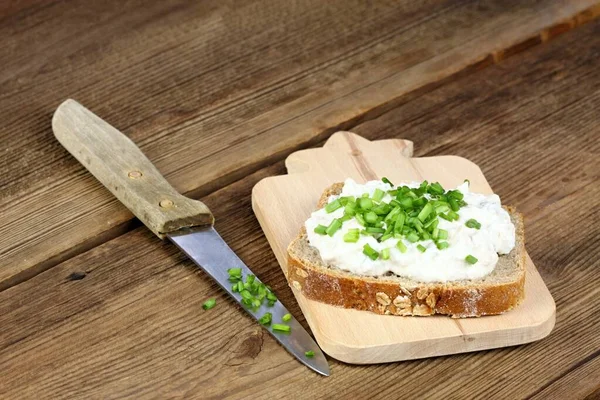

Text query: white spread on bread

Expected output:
[305,179,516,283]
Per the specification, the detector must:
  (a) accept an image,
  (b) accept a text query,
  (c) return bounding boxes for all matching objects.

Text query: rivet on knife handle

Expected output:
[52,99,213,238]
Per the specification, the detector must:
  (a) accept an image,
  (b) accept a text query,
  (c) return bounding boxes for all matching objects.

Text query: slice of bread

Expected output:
[286,183,526,317]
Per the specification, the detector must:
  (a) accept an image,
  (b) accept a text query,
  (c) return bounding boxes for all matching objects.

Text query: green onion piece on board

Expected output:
[259,312,272,326]
[465,255,478,264]
[417,244,427,253]
[305,350,315,358]
[202,298,216,310]
[363,243,379,260]
[313,224,328,235]
[272,324,291,333]
[282,313,292,322]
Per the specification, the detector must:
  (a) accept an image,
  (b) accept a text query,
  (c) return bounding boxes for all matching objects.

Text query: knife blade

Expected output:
[52,99,329,376]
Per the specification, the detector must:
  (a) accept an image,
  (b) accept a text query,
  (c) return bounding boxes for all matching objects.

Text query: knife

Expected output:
[52,99,329,376]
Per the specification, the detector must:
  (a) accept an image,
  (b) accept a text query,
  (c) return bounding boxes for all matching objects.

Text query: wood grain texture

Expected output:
[1,18,599,399]
[1,0,598,290]
[253,132,554,363]
[53,100,213,238]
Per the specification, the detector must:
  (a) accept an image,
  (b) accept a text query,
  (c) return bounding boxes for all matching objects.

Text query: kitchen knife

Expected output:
[52,99,329,376]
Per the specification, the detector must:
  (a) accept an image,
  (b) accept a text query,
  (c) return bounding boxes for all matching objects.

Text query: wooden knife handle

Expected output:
[52,99,213,238]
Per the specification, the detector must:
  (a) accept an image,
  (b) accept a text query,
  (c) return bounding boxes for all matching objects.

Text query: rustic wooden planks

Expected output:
[1,0,599,290]
[1,18,599,399]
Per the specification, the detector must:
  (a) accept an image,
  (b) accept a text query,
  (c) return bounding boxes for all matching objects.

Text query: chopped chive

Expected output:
[326,218,343,237]
[363,243,379,260]
[465,255,478,264]
[436,241,449,250]
[417,244,427,253]
[272,324,291,333]
[438,229,448,240]
[325,199,342,213]
[314,224,328,235]
[449,198,459,212]
[396,240,407,253]
[358,197,373,210]
[432,227,439,240]
[305,350,315,358]
[344,202,357,216]
[372,188,385,202]
[365,227,385,234]
[258,312,272,326]
[421,231,430,240]
[381,248,390,260]
[382,177,394,186]
[465,218,482,229]
[282,313,292,322]
[202,298,216,310]
[394,213,405,233]
[447,210,460,221]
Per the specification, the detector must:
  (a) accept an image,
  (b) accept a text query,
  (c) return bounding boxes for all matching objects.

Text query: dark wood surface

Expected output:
[1,1,600,399]
[1,0,597,291]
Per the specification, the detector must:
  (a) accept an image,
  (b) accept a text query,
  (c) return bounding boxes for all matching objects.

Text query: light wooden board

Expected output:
[252,132,555,363]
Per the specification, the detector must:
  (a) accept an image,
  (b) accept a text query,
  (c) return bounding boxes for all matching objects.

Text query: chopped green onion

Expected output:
[282,313,292,322]
[381,248,390,260]
[396,240,407,253]
[272,324,291,333]
[314,224,328,235]
[417,202,433,222]
[380,233,392,242]
[382,177,394,186]
[363,243,379,260]
[436,241,449,250]
[258,312,272,326]
[240,290,253,301]
[355,213,366,226]
[365,227,385,234]
[359,197,373,210]
[399,197,413,209]
[343,229,360,243]
[406,232,419,243]
[325,199,342,213]
[447,210,460,221]
[364,211,378,224]
[202,298,216,310]
[438,229,448,240]
[428,182,445,195]
[326,219,342,237]
[394,213,405,233]
[246,274,255,284]
[449,198,459,212]
[372,188,385,202]
[432,227,439,240]
[417,244,427,253]
[421,231,430,240]
[305,350,315,358]
[251,298,261,309]
[465,255,478,264]
[344,202,357,216]
[465,219,481,229]
[266,291,277,303]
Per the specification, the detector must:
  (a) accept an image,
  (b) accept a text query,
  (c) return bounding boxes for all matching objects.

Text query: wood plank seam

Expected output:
[2,3,600,294]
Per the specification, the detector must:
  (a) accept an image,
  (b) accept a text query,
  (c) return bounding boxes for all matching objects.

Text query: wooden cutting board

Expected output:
[252,132,555,364]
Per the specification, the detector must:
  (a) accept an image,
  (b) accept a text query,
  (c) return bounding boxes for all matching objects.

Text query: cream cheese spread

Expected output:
[305,178,516,283]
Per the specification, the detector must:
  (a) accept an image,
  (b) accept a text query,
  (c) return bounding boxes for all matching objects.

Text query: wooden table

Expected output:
[1,1,599,399]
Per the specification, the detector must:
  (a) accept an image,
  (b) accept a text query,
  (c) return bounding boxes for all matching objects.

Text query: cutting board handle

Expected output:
[52,99,213,238]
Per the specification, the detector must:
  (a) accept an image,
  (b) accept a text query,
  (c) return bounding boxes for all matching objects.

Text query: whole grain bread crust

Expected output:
[286,183,526,317]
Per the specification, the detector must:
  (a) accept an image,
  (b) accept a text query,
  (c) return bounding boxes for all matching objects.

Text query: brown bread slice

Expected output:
[286,183,526,317]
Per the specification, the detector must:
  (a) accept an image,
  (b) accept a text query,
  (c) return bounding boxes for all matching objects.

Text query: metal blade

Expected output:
[168,226,330,376]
